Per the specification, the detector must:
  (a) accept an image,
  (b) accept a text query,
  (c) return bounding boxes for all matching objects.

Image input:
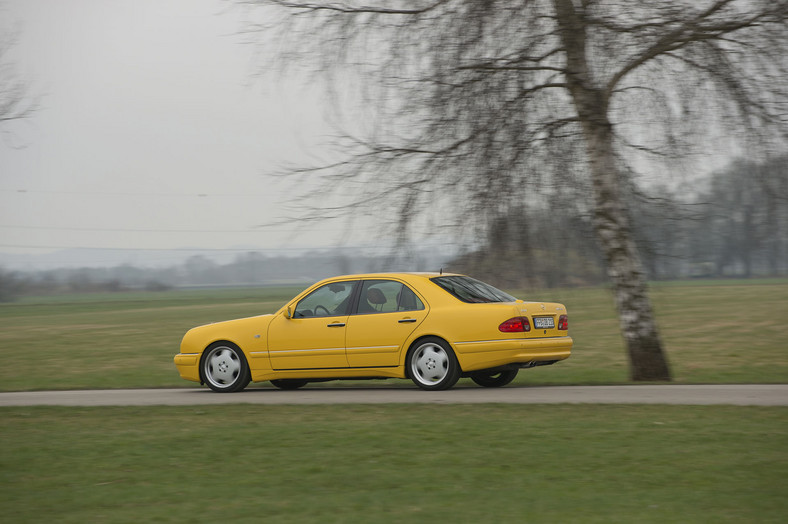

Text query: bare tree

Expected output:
[0,16,37,142]
[696,155,788,277]
[246,0,788,381]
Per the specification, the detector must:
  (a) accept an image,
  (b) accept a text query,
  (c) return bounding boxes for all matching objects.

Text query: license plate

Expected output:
[533,317,555,329]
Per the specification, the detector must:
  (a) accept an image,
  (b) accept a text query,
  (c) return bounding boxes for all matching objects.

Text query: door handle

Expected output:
[327,322,346,327]
[398,318,417,323]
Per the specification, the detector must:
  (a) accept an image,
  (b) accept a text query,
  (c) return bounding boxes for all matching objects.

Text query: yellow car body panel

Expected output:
[175,314,274,382]
[267,313,350,370]
[174,272,572,390]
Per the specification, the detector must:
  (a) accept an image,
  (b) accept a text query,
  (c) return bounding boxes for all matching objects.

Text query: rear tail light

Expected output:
[499,317,531,332]
[558,315,568,330]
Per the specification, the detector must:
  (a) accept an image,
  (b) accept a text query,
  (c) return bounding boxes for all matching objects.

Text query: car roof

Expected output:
[325,272,462,280]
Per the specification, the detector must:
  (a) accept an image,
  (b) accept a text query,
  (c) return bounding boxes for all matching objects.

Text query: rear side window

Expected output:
[431,276,516,303]
[356,280,425,314]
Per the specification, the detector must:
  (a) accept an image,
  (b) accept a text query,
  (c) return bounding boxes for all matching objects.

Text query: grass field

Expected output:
[2,282,786,523]
[1,404,785,523]
[0,280,786,391]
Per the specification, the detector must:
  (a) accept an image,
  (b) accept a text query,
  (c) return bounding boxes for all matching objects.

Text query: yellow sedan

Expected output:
[174,273,572,392]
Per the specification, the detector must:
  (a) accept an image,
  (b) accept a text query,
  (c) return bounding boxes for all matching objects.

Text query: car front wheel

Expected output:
[201,342,251,393]
[407,337,461,391]
[470,369,519,387]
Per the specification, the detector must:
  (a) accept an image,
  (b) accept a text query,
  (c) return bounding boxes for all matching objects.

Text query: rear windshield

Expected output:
[431,276,516,303]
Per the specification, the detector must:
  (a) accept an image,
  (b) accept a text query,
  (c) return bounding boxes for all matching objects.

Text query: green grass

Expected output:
[0,286,304,391]
[511,279,788,385]
[0,280,786,391]
[1,404,785,523]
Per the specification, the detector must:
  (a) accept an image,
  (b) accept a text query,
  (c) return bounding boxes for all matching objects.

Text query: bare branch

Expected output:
[0,22,39,143]
[606,1,783,94]
[256,0,450,15]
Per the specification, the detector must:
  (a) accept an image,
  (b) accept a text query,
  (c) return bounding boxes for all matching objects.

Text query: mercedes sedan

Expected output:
[174,273,572,392]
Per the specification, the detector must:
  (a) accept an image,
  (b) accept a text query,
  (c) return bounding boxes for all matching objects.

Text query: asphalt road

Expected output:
[1,384,786,407]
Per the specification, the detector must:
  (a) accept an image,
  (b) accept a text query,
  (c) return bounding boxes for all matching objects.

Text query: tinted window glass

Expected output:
[356,280,424,314]
[294,281,356,318]
[431,276,516,303]
[397,285,424,312]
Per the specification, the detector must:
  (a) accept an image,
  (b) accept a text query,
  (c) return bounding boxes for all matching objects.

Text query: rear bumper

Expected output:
[452,336,572,373]
[173,353,201,383]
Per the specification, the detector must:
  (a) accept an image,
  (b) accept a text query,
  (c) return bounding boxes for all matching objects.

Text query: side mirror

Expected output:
[285,305,293,319]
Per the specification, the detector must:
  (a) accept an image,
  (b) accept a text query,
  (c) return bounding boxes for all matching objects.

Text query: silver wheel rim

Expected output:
[410,342,450,386]
[204,346,241,388]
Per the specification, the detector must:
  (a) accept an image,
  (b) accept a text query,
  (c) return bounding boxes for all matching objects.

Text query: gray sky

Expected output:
[0,0,359,267]
[0,0,752,272]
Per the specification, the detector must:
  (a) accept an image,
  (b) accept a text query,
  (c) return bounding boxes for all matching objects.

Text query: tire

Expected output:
[201,342,251,393]
[470,369,519,388]
[270,379,308,390]
[407,337,461,391]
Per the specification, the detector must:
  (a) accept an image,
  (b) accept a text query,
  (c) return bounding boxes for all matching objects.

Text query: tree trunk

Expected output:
[584,120,672,381]
[554,0,671,381]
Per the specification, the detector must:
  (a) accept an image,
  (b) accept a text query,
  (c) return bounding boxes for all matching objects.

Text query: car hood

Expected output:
[191,313,274,332]
[180,313,276,354]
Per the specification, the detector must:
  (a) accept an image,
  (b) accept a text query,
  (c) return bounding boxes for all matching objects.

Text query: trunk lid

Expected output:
[516,301,568,338]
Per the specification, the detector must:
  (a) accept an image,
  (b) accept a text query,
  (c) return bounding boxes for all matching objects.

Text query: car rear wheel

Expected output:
[270,379,308,390]
[407,337,461,391]
[470,369,519,388]
[201,342,251,393]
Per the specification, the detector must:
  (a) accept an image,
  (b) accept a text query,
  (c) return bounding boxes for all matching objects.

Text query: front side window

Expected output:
[294,281,357,318]
[431,276,516,303]
[356,280,424,314]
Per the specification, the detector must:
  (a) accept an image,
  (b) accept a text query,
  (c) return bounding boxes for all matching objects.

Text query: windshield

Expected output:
[431,276,516,303]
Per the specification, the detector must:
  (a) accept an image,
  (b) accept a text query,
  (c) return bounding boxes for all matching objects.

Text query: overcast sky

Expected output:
[0,0,364,268]
[0,1,755,272]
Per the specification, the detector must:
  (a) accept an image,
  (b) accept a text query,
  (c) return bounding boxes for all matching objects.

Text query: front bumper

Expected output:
[173,353,201,383]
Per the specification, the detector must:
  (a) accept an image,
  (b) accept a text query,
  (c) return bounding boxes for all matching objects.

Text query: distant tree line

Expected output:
[0,155,785,301]
[0,250,442,301]
[454,155,788,288]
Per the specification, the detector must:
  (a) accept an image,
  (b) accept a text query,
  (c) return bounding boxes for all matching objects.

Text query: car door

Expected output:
[268,280,358,370]
[345,279,428,368]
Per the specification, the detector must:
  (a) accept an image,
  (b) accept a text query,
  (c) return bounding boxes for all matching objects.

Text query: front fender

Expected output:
[177,314,275,378]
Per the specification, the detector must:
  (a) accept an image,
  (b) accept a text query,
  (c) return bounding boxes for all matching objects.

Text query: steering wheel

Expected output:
[314,305,331,317]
